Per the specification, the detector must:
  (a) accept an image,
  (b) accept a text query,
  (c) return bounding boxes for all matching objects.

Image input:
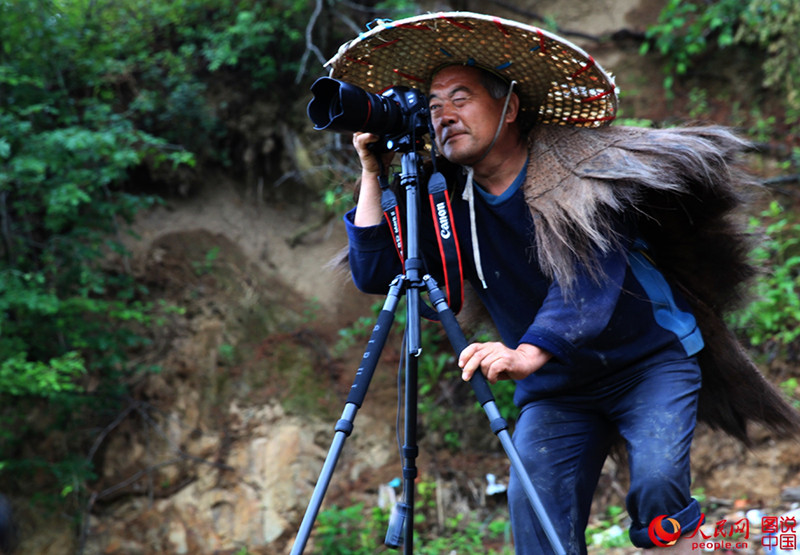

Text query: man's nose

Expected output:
[437,104,457,127]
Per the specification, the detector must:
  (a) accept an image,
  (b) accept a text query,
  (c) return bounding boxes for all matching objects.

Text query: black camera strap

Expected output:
[379,174,405,265]
[426,172,464,313]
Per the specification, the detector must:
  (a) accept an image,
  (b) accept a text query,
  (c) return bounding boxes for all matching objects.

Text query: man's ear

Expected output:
[504,92,521,124]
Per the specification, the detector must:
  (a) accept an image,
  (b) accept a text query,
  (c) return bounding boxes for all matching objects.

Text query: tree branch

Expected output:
[295,0,327,84]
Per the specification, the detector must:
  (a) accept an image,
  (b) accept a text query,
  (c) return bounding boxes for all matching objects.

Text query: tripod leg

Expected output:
[424,276,566,555]
[290,278,404,555]
[384,276,423,553]
[402,286,421,554]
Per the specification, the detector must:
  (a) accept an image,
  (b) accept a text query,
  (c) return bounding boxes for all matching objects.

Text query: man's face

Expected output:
[428,66,510,165]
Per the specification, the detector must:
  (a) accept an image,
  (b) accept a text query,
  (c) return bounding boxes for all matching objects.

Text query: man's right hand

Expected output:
[352,132,394,227]
[353,132,393,176]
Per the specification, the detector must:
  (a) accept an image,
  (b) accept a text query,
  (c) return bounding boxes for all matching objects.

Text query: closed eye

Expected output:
[429,95,471,113]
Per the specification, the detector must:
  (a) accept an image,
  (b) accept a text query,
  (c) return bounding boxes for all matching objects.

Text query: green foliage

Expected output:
[372,0,419,20]
[93,0,311,162]
[586,504,629,549]
[0,0,321,508]
[730,201,800,354]
[200,3,304,88]
[779,377,800,409]
[0,0,189,455]
[643,0,800,119]
[738,0,800,115]
[0,351,85,397]
[315,503,389,554]
[192,246,221,276]
[314,482,513,554]
[642,0,743,92]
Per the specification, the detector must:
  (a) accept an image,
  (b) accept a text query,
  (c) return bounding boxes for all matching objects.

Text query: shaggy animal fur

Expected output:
[523,124,800,444]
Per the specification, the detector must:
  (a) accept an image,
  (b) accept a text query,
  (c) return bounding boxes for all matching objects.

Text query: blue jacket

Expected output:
[344,162,703,406]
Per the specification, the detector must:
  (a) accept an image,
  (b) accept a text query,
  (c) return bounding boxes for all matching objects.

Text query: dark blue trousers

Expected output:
[508,357,703,554]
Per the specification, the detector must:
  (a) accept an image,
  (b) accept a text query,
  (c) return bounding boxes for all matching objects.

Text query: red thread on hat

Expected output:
[441,16,473,30]
[492,18,510,37]
[392,68,425,83]
[536,30,547,54]
[345,56,370,66]
[372,38,400,50]
[581,88,615,103]
[570,56,596,79]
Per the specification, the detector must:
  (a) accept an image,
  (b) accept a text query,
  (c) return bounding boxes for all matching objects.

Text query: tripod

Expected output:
[290,150,565,555]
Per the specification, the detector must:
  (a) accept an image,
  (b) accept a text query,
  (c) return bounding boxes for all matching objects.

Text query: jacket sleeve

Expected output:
[344,208,404,294]
[517,246,628,365]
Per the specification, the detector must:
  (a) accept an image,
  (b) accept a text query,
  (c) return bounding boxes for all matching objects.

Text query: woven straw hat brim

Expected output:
[326,12,618,128]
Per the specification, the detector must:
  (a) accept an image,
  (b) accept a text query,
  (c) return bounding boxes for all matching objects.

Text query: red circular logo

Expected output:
[648,515,681,547]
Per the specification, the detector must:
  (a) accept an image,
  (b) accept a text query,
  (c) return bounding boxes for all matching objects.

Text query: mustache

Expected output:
[440,127,467,143]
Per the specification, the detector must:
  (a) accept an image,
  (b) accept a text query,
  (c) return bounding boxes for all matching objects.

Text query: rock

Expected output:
[781,486,800,502]
[80,399,392,554]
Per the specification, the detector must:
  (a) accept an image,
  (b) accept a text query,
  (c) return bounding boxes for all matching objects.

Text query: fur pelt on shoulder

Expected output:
[524,124,800,444]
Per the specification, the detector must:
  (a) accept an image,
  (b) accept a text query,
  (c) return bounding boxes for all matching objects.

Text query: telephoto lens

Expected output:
[307,77,404,134]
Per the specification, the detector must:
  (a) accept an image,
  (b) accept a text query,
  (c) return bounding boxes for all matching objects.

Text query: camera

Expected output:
[307,77,429,151]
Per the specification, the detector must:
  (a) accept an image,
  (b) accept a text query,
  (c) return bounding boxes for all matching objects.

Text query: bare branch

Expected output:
[86,400,137,463]
[333,9,365,37]
[295,0,327,84]
[764,174,800,186]
[133,403,235,472]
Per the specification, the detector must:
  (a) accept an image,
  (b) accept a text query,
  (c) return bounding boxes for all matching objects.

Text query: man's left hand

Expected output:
[458,342,552,384]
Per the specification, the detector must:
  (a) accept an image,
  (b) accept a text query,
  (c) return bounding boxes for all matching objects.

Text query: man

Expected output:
[330,11,799,554]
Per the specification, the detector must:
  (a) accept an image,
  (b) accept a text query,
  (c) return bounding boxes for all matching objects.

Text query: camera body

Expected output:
[307,77,430,152]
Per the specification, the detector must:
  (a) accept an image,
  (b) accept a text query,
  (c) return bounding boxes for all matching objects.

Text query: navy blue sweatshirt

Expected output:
[344,164,703,406]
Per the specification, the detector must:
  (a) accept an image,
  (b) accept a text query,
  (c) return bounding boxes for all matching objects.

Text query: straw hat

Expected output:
[325,11,618,129]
